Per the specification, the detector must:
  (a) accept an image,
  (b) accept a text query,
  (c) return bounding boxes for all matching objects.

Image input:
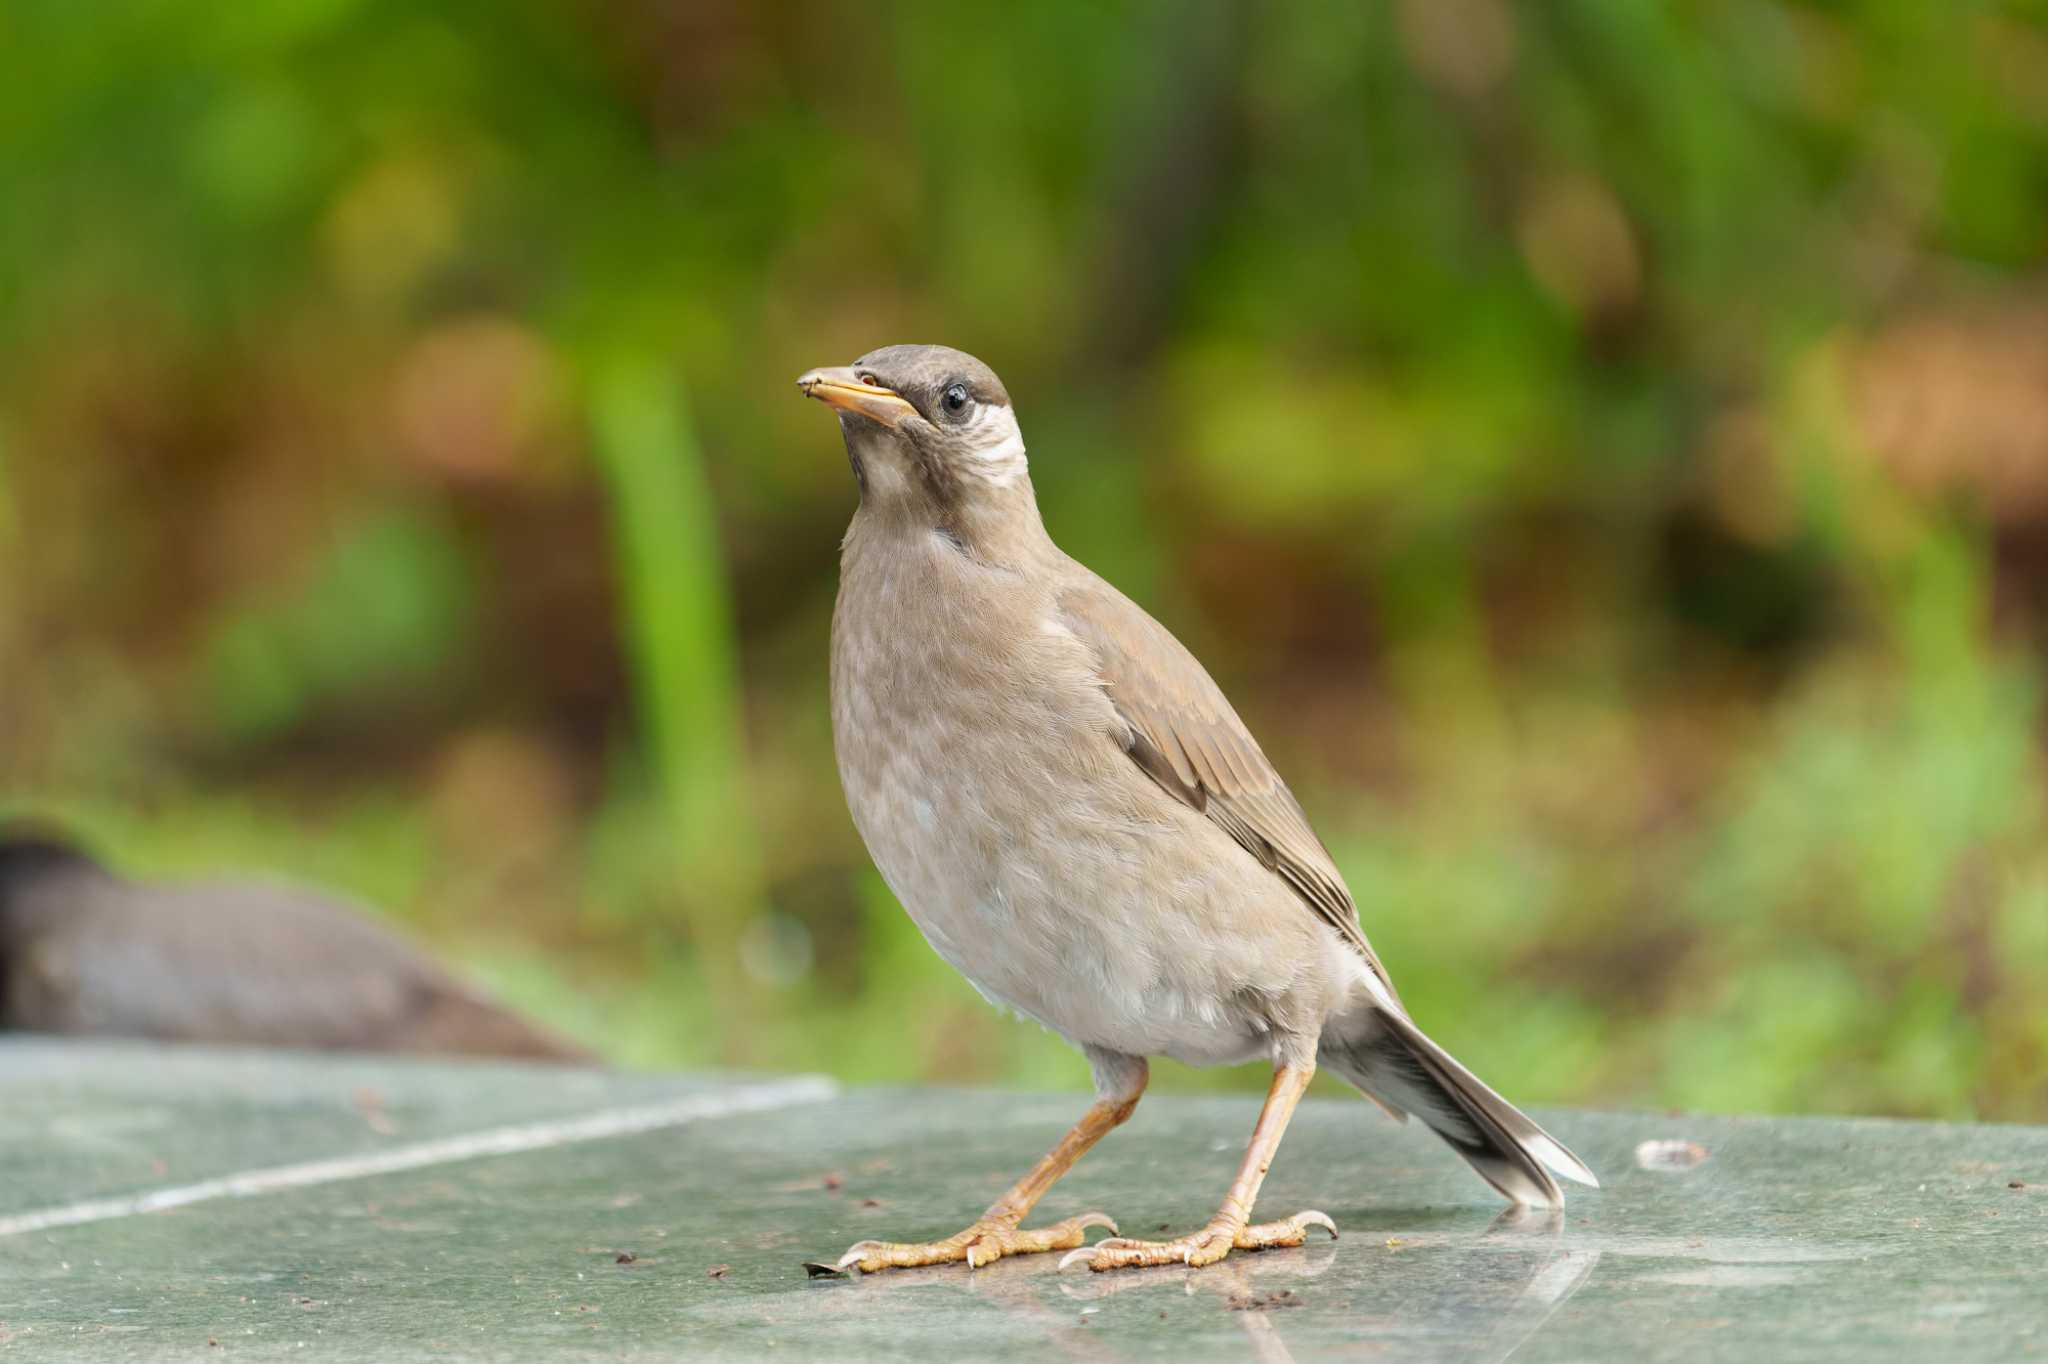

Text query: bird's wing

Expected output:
[1058,574,1403,1007]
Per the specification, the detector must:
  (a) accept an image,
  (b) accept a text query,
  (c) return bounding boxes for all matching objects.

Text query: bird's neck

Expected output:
[854,474,1057,568]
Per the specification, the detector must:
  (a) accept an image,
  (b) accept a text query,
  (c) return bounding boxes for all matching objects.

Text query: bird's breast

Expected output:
[826,535,1310,1063]
[829,538,1130,1012]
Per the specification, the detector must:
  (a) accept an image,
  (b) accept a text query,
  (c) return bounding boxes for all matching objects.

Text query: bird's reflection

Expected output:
[1470,1207,1603,1361]
[1056,1243,1341,1363]
[801,1207,1602,1364]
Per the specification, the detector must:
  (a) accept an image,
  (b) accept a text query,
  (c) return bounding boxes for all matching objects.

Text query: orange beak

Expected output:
[796,367,919,427]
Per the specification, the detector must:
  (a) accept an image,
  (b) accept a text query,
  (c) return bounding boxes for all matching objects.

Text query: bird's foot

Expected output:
[1058,1210,1335,1272]
[827,1211,1120,1274]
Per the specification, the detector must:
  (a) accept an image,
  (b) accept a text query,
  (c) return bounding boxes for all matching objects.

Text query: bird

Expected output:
[0,825,591,1062]
[799,344,1596,1274]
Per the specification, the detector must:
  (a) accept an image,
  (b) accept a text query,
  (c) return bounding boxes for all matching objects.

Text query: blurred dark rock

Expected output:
[0,827,592,1063]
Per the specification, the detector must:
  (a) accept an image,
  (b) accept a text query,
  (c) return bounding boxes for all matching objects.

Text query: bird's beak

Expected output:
[796,367,918,428]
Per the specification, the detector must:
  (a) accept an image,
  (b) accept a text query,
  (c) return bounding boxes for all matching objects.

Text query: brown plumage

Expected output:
[0,828,590,1063]
[1059,579,1397,994]
[801,344,1595,1276]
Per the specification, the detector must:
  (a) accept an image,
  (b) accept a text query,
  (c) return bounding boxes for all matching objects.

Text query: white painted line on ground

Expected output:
[0,1074,838,1239]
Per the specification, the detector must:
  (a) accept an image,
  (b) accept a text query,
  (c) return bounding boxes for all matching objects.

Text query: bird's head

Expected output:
[797,344,1027,521]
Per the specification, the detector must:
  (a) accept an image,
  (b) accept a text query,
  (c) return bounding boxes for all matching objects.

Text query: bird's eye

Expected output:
[941,383,970,416]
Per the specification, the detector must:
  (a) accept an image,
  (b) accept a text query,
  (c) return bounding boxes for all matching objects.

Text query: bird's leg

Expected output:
[830,1058,1146,1274]
[1060,1061,1335,1271]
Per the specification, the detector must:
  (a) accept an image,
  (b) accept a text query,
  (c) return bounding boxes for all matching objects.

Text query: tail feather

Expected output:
[1322,1007,1597,1208]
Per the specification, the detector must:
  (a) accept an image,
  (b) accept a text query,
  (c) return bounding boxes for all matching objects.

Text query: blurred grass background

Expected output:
[4,0,2047,1119]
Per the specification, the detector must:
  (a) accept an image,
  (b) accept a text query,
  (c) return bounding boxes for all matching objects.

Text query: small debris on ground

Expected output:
[859,1197,884,1209]
[822,1172,844,1192]
[352,1087,398,1136]
[2011,1180,2027,1190]
[614,1252,637,1264]
[707,1264,730,1279]
[1226,1289,1301,1312]
[1635,1138,1711,1171]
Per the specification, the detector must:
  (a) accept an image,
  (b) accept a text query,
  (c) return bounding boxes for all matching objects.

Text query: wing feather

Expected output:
[1059,576,1401,1005]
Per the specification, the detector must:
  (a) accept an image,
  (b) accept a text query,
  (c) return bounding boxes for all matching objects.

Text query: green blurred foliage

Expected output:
[3,0,2047,1118]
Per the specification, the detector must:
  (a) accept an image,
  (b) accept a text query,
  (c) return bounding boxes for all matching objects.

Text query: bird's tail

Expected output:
[1320,1005,1598,1209]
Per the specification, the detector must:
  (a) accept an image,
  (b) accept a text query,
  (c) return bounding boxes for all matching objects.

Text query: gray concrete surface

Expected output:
[1,1038,2042,1361]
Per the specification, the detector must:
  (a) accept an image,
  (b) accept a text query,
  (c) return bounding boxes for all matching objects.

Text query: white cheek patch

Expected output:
[962,404,1027,486]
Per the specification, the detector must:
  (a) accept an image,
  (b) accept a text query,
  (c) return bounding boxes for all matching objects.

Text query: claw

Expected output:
[1062,1208,1338,1272]
[826,1211,1125,1275]
[836,1240,882,1271]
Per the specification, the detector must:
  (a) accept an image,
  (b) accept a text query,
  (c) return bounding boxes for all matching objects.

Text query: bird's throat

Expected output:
[846,479,1054,574]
